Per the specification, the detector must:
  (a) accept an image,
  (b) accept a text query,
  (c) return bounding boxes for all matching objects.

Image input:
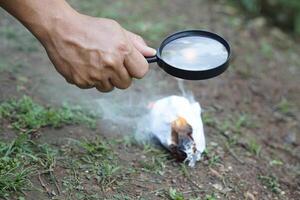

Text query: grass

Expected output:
[209,155,221,167]
[139,144,168,175]
[168,188,184,200]
[205,193,217,200]
[202,148,221,167]
[0,157,32,198]
[0,133,58,198]
[260,40,273,58]
[0,134,123,198]
[0,95,97,133]
[247,139,262,157]
[258,175,281,194]
[61,138,121,191]
[0,0,297,198]
[203,110,257,135]
[275,98,295,116]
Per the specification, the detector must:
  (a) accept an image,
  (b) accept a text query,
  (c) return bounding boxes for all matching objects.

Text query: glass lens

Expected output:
[161,36,228,71]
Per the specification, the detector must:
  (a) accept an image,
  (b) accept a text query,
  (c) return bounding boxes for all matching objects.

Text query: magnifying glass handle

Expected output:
[145,55,158,63]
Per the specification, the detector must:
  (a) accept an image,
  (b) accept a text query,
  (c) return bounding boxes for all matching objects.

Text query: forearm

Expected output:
[0,0,76,44]
[0,0,154,92]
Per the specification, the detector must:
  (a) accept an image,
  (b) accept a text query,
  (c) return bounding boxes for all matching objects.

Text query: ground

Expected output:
[0,0,299,199]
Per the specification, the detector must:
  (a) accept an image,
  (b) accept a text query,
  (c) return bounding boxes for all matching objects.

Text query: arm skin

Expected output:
[0,0,156,92]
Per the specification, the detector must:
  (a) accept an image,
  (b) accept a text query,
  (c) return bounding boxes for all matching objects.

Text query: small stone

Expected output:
[245,191,256,200]
[210,168,222,179]
[51,191,56,196]
[212,183,223,191]
[210,142,218,147]
[283,132,296,145]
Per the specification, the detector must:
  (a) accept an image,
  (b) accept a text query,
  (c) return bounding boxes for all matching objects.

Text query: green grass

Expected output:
[202,148,221,167]
[61,138,121,191]
[205,193,217,200]
[0,133,58,198]
[203,111,257,135]
[208,154,221,167]
[275,98,295,116]
[260,40,273,58]
[0,95,96,133]
[247,139,262,157]
[258,175,281,194]
[139,144,168,175]
[0,157,32,198]
[0,134,124,198]
[168,188,184,200]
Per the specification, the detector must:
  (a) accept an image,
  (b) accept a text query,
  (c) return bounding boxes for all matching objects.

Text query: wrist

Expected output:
[30,2,78,45]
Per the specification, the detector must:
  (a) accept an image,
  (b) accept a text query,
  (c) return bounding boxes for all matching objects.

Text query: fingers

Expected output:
[95,79,114,93]
[111,66,132,89]
[126,31,156,57]
[124,47,149,79]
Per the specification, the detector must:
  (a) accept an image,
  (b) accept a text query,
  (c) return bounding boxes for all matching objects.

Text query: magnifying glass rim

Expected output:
[156,30,231,80]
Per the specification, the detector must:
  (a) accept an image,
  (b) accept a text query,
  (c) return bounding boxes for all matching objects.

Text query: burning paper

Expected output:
[149,95,206,167]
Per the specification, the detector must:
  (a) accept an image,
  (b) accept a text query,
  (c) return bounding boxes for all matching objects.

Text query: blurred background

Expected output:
[0,0,299,199]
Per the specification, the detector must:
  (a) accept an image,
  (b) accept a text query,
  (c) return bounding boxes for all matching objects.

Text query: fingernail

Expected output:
[147,47,157,55]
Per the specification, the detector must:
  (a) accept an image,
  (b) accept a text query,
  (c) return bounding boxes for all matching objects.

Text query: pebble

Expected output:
[283,132,296,145]
[210,168,222,179]
[212,183,223,191]
[245,191,256,200]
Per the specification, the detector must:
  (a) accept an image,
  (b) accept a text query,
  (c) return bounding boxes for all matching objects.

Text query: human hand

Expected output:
[1,0,156,92]
[42,14,156,92]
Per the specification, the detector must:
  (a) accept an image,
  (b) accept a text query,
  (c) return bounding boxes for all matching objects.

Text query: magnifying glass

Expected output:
[146,30,231,80]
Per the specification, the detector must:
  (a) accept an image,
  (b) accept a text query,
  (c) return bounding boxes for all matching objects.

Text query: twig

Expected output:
[50,171,61,195]
[105,178,118,188]
[187,176,203,191]
[227,147,245,164]
[122,177,161,184]
[38,172,52,197]
[149,187,167,194]
[182,189,205,194]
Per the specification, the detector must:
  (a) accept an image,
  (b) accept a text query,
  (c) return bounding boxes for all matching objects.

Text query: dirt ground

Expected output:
[0,0,299,199]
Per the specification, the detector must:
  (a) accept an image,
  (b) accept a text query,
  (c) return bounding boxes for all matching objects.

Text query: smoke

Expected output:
[35,60,194,141]
[89,74,197,145]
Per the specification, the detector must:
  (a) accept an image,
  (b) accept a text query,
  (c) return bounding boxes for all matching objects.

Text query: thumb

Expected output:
[126,31,156,57]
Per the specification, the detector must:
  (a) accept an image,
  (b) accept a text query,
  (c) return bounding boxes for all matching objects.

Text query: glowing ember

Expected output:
[149,95,206,167]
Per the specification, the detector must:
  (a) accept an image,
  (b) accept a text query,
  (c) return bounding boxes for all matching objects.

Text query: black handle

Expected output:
[145,55,158,63]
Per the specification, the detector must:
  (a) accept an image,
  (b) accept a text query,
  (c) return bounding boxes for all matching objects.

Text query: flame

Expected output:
[172,116,188,129]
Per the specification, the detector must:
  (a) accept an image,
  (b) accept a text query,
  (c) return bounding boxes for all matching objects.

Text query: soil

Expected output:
[0,0,299,199]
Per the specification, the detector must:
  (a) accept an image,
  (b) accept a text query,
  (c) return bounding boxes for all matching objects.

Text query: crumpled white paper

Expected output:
[149,95,206,167]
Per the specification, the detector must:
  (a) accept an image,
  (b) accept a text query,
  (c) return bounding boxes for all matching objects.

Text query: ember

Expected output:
[148,95,206,167]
